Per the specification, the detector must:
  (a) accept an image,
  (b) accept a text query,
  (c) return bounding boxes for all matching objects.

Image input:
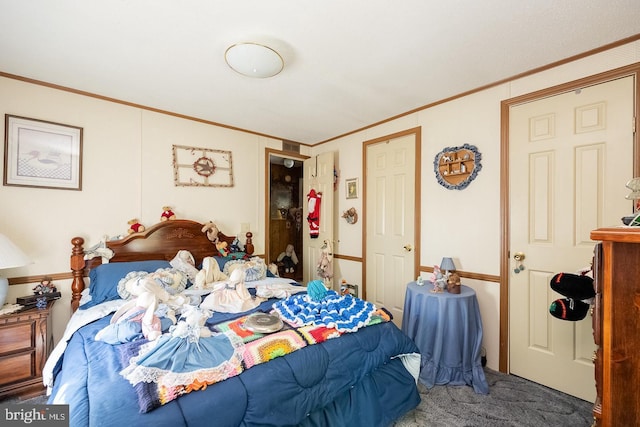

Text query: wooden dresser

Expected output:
[0,303,53,399]
[590,227,640,427]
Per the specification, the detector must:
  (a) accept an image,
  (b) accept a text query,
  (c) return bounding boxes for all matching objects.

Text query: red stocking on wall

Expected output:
[307,189,322,238]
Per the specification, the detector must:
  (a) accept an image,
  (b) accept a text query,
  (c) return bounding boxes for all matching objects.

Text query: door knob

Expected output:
[513,252,525,274]
[404,244,413,252]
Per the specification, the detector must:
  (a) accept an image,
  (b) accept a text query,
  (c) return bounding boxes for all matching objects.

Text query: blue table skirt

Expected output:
[402,281,489,394]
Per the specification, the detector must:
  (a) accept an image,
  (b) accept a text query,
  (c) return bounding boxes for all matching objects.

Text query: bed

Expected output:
[45,219,421,427]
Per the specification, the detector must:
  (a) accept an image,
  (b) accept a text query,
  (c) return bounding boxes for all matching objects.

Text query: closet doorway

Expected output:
[265,149,308,281]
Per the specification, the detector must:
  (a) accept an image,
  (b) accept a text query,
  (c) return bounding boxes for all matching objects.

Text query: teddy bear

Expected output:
[447,272,461,294]
[160,206,176,221]
[128,218,145,234]
[201,221,219,244]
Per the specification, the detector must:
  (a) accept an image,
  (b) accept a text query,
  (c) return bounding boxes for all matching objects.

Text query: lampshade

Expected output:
[225,42,284,78]
[0,234,30,270]
[0,234,30,307]
[440,257,456,273]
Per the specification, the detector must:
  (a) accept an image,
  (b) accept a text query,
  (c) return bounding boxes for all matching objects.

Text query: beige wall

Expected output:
[0,77,288,341]
[313,40,640,371]
[1,40,638,372]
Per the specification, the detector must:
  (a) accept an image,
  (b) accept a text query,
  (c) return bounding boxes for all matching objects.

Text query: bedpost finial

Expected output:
[245,231,254,255]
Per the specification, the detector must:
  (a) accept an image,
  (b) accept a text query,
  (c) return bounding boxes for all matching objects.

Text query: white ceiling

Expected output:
[1,1,640,145]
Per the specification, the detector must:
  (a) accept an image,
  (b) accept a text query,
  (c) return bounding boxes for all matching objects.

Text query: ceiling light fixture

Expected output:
[224,42,284,78]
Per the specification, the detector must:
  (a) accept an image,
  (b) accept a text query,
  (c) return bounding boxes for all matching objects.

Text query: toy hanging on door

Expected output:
[316,240,333,280]
[307,189,322,238]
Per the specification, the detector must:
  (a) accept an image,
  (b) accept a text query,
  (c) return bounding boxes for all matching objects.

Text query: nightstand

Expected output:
[0,302,54,400]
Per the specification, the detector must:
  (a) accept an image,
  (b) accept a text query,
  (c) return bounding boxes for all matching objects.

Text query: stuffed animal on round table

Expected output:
[128,218,145,234]
[160,206,176,221]
[429,265,447,292]
[277,244,298,273]
[447,272,461,294]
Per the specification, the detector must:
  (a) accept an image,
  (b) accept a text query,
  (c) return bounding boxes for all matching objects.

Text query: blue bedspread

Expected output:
[49,299,420,427]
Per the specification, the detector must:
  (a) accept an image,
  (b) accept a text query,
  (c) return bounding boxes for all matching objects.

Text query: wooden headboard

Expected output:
[70,219,254,311]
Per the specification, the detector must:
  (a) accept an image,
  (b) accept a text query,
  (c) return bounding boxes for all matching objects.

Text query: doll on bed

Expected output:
[120,304,245,401]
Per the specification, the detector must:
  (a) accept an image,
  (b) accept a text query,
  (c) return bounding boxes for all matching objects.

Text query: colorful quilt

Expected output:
[121,307,391,413]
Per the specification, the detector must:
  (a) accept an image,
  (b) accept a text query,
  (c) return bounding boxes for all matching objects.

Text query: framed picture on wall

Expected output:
[3,115,83,190]
[172,144,234,187]
[346,178,358,199]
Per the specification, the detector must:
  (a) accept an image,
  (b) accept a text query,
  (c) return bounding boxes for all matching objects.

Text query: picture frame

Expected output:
[346,177,359,199]
[4,115,83,190]
[172,144,234,187]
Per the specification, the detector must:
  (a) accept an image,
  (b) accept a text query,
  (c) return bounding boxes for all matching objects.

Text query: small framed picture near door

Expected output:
[4,115,83,190]
[346,178,358,199]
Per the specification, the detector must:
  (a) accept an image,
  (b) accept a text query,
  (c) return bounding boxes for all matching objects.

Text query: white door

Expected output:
[509,76,634,401]
[365,132,418,327]
[303,152,335,287]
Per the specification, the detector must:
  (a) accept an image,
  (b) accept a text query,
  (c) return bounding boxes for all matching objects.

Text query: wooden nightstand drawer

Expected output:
[0,352,33,384]
[0,303,54,399]
[0,322,34,353]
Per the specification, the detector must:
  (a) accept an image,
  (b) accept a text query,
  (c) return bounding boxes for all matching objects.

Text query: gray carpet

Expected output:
[6,369,593,427]
[393,369,593,427]
[2,393,48,405]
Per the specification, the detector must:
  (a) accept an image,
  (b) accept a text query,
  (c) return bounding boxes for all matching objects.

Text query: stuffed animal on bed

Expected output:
[170,305,213,339]
[194,256,229,289]
[229,237,243,253]
[160,206,176,221]
[201,221,219,244]
[96,277,174,343]
[217,241,229,257]
[128,218,145,234]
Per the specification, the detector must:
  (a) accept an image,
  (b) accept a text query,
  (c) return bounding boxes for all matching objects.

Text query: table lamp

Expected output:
[0,233,31,307]
[440,257,456,276]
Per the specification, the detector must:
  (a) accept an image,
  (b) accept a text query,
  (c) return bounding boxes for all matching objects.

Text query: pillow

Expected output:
[223,257,267,282]
[81,260,172,309]
[117,268,188,300]
[211,252,247,271]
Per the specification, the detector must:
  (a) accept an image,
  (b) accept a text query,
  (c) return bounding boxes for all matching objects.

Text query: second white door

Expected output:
[365,130,419,327]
